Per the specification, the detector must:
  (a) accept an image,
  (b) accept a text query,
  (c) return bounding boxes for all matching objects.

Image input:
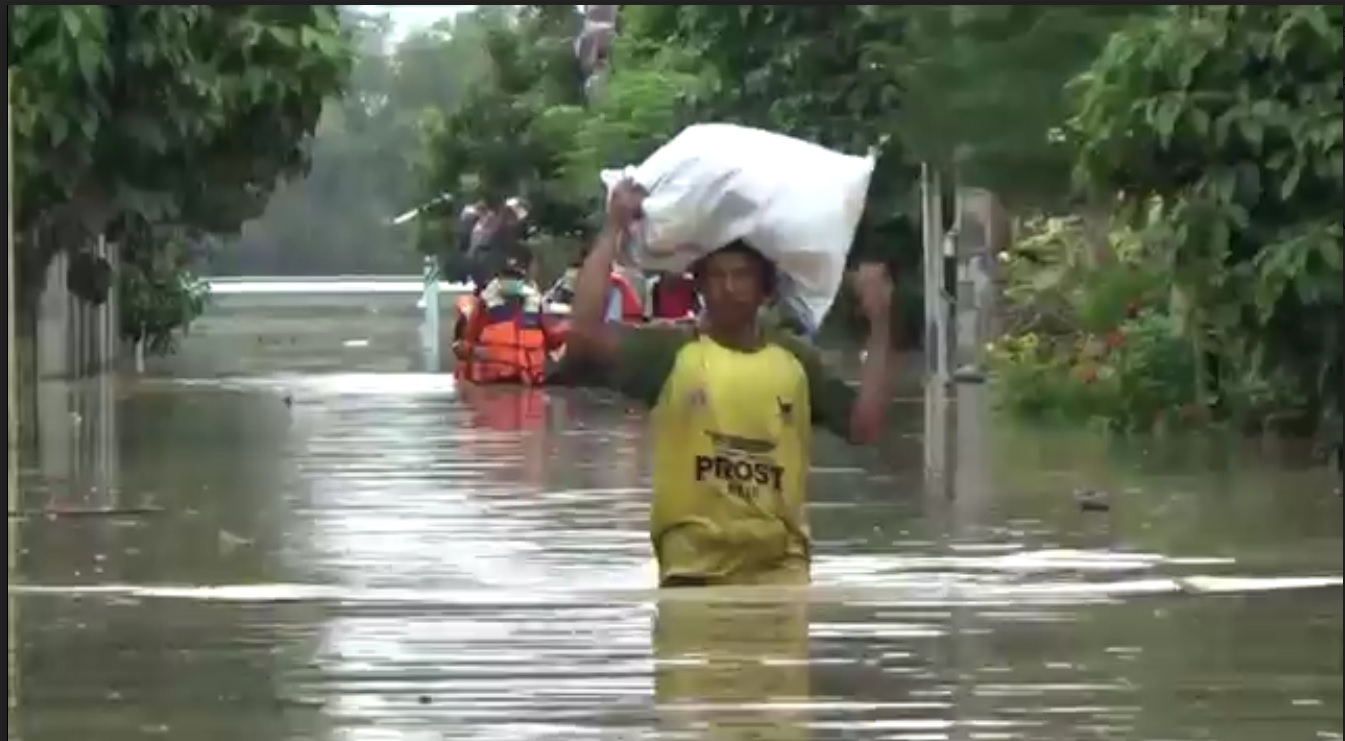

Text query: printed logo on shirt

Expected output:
[693,430,784,502]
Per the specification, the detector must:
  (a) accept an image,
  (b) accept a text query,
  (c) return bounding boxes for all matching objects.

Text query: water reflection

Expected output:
[9,470,20,741]
[655,591,811,741]
[20,376,120,511]
[7,348,1343,740]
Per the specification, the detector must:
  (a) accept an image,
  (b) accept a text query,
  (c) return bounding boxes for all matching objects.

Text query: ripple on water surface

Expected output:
[9,372,1343,741]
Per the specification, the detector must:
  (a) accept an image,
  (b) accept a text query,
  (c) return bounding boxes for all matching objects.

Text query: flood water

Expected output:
[8,302,1343,741]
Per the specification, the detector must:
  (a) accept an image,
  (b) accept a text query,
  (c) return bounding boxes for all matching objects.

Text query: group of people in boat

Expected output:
[449,197,703,386]
[451,251,703,386]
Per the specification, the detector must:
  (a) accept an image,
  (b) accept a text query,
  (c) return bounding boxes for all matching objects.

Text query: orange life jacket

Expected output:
[456,298,548,385]
[609,272,644,323]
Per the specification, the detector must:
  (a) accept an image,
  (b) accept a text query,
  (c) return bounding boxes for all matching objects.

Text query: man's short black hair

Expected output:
[690,239,778,295]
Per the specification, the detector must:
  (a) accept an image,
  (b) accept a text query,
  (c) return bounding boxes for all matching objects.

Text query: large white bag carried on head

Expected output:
[601,123,875,333]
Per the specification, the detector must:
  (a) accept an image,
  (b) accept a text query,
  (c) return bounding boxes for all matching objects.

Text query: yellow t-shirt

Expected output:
[652,336,812,583]
[610,326,856,586]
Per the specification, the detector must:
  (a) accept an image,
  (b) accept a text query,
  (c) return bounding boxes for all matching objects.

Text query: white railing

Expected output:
[206,275,471,295]
[199,272,474,373]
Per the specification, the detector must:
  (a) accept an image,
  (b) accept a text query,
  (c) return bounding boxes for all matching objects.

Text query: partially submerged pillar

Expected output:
[920,163,952,479]
[950,187,1008,382]
[422,256,441,371]
[8,67,22,725]
[9,71,18,513]
[919,163,950,385]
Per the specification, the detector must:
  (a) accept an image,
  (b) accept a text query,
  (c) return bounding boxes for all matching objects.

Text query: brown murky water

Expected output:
[8,304,1343,741]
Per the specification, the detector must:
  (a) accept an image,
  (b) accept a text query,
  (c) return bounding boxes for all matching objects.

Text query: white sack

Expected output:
[601,123,875,332]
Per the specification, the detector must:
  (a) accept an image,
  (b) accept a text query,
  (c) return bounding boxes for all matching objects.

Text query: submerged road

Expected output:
[8,310,1342,740]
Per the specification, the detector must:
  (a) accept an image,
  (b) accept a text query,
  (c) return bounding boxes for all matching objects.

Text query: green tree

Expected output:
[1070,5,1343,440]
[546,32,712,235]
[9,5,353,352]
[416,5,589,276]
[892,5,1161,208]
[213,7,507,276]
[114,217,211,358]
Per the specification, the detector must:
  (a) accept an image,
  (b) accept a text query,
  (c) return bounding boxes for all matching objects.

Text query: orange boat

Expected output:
[452,271,654,386]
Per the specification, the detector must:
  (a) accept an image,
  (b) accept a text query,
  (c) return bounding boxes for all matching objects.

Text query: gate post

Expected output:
[422,257,441,371]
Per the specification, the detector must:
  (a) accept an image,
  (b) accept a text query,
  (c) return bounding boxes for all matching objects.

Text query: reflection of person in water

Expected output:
[459,383,547,432]
[655,593,812,741]
[458,384,550,487]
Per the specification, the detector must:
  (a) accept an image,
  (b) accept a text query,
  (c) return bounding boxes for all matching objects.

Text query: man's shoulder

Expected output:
[764,330,822,372]
[608,324,697,406]
[616,323,696,356]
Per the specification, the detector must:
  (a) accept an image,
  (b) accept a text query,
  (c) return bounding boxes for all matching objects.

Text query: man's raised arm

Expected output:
[567,180,643,365]
[567,225,624,364]
[564,180,690,408]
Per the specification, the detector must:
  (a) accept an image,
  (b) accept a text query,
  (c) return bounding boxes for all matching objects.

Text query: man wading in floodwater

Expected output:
[567,179,895,588]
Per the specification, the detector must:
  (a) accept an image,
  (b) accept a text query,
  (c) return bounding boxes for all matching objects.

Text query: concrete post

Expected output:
[422,256,441,371]
[921,163,953,479]
[8,69,22,726]
[8,72,17,513]
[920,163,949,385]
[97,234,116,372]
[951,187,1008,383]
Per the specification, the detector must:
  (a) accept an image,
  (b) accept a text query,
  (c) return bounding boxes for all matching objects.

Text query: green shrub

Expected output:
[991,216,1206,432]
[991,213,1319,435]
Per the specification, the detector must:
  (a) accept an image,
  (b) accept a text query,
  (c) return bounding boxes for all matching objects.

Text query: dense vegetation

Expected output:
[10,5,1341,449]
[995,6,1342,446]
[209,7,504,277]
[9,5,354,353]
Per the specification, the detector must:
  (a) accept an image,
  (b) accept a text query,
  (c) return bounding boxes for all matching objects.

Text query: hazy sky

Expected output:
[361,5,476,38]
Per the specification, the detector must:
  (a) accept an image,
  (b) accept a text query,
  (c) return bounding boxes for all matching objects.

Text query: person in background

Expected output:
[648,271,699,323]
[454,251,557,385]
[547,254,644,323]
[566,179,895,588]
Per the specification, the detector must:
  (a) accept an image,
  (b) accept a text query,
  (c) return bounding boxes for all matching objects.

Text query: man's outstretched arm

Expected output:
[566,180,688,407]
[848,314,893,444]
[569,179,645,363]
[788,264,894,445]
[567,223,625,364]
[845,263,895,444]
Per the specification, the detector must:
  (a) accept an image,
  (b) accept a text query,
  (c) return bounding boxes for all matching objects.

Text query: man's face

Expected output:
[698,250,767,329]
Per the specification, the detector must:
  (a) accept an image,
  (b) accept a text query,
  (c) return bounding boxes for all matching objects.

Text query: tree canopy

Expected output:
[9,5,354,351]
[1071,5,1343,435]
[210,7,502,276]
